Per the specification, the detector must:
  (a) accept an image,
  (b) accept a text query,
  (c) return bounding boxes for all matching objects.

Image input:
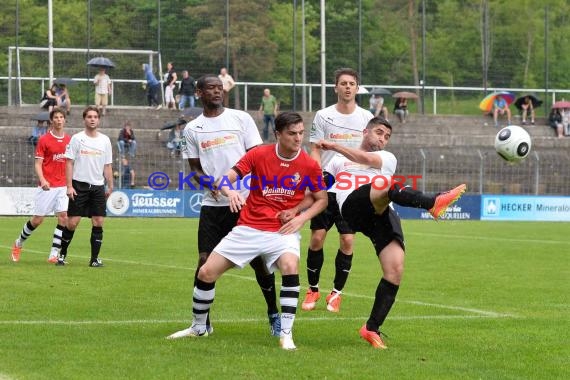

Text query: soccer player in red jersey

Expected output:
[168,112,328,350]
[11,108,71,263]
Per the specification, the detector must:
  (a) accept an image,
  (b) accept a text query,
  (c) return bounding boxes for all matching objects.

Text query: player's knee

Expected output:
[309,230,326,249]
[277,256,298,275]
[197,264,217,283]
[339,235,354,252]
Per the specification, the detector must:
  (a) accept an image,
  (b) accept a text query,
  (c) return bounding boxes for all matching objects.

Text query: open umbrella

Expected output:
[552,100,570,109]
[31,112,50,121]
[357,86,369,94]
[161,118,187,131]
[478,91,515,112]
[392,91,419,100]
[514,95,543,110]
[54,77,76,86]
[180,107,203,120]
[87,56,115,68]
[370,87,392,96]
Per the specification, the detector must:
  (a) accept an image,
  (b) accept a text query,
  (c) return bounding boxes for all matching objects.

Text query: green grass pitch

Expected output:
[0,217,568,379]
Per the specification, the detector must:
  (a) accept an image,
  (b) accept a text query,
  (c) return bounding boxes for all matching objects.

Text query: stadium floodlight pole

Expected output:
[320,0,326,109]
[301,0,307,111]
[48,0,53,84]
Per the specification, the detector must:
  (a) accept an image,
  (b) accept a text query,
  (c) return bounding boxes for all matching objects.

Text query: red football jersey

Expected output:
[35,131,71,187]
[232,144,324,232]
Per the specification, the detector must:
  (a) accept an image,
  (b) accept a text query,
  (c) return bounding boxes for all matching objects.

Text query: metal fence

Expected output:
[2,135,569,195]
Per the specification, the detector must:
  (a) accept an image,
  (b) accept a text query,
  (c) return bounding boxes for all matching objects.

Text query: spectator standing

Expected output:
[59,106,113,267]
[11,108,71,263]
[93,67,112,116]
[258,88,278,141]
[164,62,178,110]
[117,121,137,158]
[178,70,196,110]
[142,64,161,109]
[218,67,235,107]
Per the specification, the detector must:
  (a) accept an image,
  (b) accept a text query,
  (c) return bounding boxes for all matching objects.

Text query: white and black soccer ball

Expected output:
[494,125,532,163]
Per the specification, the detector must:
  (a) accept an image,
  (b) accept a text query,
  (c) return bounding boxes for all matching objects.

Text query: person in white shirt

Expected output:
[59,106,113,267]
[93,68,112,116]
[218,67,235,107]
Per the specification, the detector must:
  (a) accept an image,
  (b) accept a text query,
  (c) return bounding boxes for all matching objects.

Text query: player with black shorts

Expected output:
[59,106,113,267]
[303,67,374,313]
[181,74,279,336]
[316,116,466,349]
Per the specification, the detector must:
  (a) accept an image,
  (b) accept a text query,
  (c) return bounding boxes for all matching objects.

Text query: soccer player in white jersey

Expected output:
[11,108,71,263]
[169,111,328,350]
[303,67,374,313]
[58,106,113,267]
[180,74,280,336]
[315,116,466,349]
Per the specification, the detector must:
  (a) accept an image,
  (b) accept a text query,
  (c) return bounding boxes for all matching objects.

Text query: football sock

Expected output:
[388,184,435,210]
[333,249,353,291]
[90,226,103,262]
[250,256,278,314]
[18,220,36,244]
[193,278,215,328]
[59,227,75,259]
[280,274,300,334]
[307,248,324,292]
[52,224,64,252]
[367,277,399,332]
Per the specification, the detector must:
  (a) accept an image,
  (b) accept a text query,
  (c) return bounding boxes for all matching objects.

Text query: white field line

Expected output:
[0,314,512,326]
[406,231,570,245]
[1,245,515,319]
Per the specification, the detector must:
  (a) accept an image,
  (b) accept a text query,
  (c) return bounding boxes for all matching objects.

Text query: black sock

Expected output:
[367,278,399,332]
[333,250,353,292]
[388,184,435,210]
[90,226,103,262]
[251,256,278,315]
[307,248,324,291]
[19,220,36,242]
[60,227,75,259]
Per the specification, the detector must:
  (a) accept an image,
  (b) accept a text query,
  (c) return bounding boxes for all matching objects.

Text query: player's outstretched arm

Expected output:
[316,140,382,168]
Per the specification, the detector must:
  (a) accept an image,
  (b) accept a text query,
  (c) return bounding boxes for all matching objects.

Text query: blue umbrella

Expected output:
[87,57,115,68]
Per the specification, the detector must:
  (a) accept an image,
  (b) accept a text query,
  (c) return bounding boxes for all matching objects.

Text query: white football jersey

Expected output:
[326,150,397,212]
[65,131,112,186]
[309,104,373,169]
[182,108,262,206]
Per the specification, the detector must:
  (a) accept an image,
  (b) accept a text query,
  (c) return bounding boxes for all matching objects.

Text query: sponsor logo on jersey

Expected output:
[328,132,361,140]
[200,134,237,150]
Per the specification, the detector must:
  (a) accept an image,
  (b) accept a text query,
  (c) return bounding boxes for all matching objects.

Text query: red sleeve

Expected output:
[35,136,46,159]
[309,160,325,192]
[233,146,257,178]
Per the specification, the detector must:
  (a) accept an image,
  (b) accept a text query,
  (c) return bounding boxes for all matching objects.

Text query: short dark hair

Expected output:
[334,68,360,85]
[196,74,220,90]
[367,116,392,131]
[49,107,66,120]
[82,105,100,119]
[275,111,303,133]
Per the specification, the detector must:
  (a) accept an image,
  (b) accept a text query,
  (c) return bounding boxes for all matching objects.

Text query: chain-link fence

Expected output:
[2,133,568,195]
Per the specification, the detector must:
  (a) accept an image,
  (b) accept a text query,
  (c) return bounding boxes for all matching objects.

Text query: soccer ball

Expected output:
[494,125,532,163]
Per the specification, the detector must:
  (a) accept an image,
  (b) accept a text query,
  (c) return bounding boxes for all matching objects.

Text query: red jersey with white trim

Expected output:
[232,144,324,232]
[35,131,71,187]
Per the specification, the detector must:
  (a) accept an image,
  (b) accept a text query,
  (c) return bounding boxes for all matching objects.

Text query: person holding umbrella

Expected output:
[94,67,112,116]
[520,96,536,125]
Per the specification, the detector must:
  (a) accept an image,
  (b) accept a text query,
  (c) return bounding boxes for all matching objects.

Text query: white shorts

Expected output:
[213,225,301,273]
[165,86,175,103]
[33,186,68,216]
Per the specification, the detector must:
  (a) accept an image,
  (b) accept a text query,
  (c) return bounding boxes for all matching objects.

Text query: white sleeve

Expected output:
[105,136,113,165]
[182,127,198,159]
[379,151,397,176]
[242,114,263,149]
[64,135,78,160]
[324,154,342,176]
[309,112,325,143]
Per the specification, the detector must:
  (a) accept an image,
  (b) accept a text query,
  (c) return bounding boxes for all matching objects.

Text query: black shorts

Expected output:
[67,180,107,217]
[310,191,354,234]
[198,205,240,254]
[341,184,405,255]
